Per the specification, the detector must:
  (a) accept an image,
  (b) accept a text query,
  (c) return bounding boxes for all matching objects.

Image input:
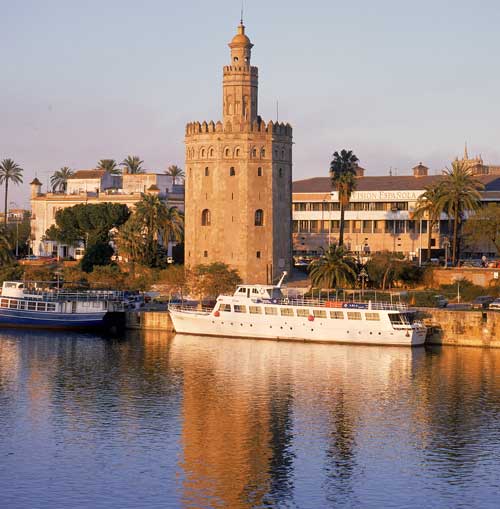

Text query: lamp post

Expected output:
[443,236,450,269]
[9,201,19,258]
[358,267,369,297]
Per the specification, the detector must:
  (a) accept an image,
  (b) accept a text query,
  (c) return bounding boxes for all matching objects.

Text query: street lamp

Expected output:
[9,201,19,258]
[443,236,450,268]
[358,267,369,297]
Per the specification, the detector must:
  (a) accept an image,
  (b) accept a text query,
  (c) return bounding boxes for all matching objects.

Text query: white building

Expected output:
[30,171,184,258]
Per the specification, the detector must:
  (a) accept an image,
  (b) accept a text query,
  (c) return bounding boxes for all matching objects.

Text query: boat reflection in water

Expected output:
[1,330,499,508]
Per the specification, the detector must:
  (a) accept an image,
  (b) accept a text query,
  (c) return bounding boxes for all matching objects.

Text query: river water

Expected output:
[0,330,499,509]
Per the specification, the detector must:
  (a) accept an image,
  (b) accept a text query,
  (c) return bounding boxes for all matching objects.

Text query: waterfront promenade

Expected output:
[0,329,499,508]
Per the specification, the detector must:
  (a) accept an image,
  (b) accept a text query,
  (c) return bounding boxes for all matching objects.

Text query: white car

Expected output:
[489,298,500,310]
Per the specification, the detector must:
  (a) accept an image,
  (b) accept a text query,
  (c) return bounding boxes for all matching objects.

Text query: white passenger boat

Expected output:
[169,274,427,346]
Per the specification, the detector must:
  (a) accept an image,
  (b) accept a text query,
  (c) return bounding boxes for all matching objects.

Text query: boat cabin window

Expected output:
[280,308,294,316]
[252,288,260,295]
[234,305,247,313]
[47,303,56,312]
[264,307,277,315]
[330,311,344,319]
[389,313,408,325]
[218,303,232,312]
[9,300,18,309]
[0,299,8,308]
[249,306,262,314]
[36,302,47,312]
[365,312,380,321]
[28,302,36,311]
[296,308,310,317]
[18,301,26,310]
[236,287,247,294]
[347,312,362,320]
[313,310,327,319]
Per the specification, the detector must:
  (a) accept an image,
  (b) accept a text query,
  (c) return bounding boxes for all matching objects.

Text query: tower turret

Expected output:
[223,22,258,127]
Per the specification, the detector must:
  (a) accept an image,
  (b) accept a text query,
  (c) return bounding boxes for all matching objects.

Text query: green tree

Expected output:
[0,159,23,226]
[50,166,74,192]
[133,193,184,267]
[0,228,14,265]
[121,155,144,174]
[330,150,359,247]
[412,182,444,262]
[463,204,500,255]
[437,160,483,265]
[97,159,120,175]
[165,165,185,186]
[187,262,242,301]
[80,241,114,273]
[45,203,130,247]
[366,251,402,290]
[114,217,147,273]
[308,245,357,289]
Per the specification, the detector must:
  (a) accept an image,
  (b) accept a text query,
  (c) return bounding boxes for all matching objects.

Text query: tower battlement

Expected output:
[185,120,292,137]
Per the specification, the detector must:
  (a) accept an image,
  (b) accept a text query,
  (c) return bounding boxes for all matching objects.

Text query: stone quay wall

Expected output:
[420,309,500,348]
[125,311,174,331]
[125,309,500,348]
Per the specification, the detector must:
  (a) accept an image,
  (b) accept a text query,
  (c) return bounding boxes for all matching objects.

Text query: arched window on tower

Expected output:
[205,167,209,176]
[252,147,257,158]
[225,147,230,157]
[201,148,206,158]
[235,147,240,157]
[209,147,214,157]
[229,167,236,176]
[281,149,285,159]
[257,167,262,177]
[201,209,211,226]
[255,209,264,226]
[261,148,266,158]
[279,168,284,177]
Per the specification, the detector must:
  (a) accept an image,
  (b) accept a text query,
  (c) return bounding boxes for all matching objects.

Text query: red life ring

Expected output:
[214,310,220,317]
[308,315,314,321]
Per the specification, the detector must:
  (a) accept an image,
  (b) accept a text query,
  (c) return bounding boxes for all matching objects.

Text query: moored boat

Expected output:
[0,281,125,329]
[169,274,427,346]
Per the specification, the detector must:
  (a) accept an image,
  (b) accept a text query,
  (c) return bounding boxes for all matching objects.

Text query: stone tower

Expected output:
[184,22,293,284]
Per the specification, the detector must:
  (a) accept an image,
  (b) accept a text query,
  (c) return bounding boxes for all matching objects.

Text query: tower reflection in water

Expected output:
[171,334,425,509]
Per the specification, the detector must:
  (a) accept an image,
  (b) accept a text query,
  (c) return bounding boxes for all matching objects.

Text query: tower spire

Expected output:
[464,141,469,160]
[240,0,244,25]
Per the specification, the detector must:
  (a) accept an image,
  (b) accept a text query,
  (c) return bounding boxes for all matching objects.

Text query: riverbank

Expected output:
[126,309,500,348]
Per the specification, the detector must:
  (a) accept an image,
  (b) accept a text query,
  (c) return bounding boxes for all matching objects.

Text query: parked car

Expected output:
[434,295,448,308]
[489,298,500,311]
[471,296,495,310]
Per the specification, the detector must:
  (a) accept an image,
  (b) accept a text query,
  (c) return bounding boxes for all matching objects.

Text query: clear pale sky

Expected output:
[2,0,500,207]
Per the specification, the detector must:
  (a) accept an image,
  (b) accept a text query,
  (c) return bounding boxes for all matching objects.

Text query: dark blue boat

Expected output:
[0,282,124,329]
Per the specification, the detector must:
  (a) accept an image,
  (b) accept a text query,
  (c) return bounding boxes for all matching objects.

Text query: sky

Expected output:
[2,0,500,207]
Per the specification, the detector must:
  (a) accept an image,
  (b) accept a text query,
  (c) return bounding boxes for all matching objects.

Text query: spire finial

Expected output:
[240,0,244,25]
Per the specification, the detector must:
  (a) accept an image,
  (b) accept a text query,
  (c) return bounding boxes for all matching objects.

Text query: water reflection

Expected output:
[0,330,499,508]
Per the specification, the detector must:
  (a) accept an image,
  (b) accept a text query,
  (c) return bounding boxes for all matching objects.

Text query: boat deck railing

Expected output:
[25,290,126,302]
[254,297,408,311]
[169,304,212,314]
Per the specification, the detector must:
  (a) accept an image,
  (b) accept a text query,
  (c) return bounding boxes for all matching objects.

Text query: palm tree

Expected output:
[413,182,444,262]
[114,218,146,273]
[50,166,74,192]
[437,160,483,265]
[134,193,184,264]
[97,159,120,175]
[330,150,359,247]
[308,245,357,289]
[121,155,144,174]
[0,159,23,226]
[0,228,13,265]
[165,165,185,185]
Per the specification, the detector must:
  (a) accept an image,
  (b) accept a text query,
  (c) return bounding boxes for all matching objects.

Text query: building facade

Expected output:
[184,22,293,284]
[292,164,500,260]
[30,171,184,258]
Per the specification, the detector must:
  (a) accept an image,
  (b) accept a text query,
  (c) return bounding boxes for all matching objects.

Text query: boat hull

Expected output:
[0,308,107,329]
[169,309,427,346]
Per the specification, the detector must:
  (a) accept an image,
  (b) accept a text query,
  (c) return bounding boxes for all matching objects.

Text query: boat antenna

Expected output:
[277,271,288,288]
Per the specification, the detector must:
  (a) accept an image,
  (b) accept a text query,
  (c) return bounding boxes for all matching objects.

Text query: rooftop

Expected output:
[68,170,106,179]
[292,175,500,193]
